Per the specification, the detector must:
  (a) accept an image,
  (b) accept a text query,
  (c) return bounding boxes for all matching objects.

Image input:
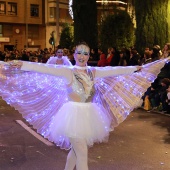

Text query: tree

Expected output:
[99,10,135,51]
[59,24,74,49]
[72,0,98,49]
[168,2,170,41]
[134,0,170,54]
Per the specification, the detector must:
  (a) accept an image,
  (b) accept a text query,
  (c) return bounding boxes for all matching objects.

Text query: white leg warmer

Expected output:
[65,138,88,170]
[64,148,76,170]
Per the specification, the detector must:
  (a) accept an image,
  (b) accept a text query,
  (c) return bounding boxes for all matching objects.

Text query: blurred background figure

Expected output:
[106,47,113,66]
[166,85,170,114]
[110,47,120,66]
[97,48,107,67]
[118,50,127,66]
[47,47,72,66]
[161,43,170,59]
[140,50,152,65]
[151,45,162,61]
[128,48,140,66]
[90,48,99,61]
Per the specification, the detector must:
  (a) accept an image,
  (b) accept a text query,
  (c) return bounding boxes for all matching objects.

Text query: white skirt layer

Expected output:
[48,102,112,150]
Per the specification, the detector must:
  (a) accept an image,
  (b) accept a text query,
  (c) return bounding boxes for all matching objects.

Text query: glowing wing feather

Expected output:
[0,64,68,139]
[93,58,170,127]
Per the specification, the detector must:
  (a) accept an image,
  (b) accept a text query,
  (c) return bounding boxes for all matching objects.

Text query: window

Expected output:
[49,7,56,18]
[0,1,5,14]
[30,4,39,17]
[8,2,17,15]
[3,24,12,36]
[28,25,39,39]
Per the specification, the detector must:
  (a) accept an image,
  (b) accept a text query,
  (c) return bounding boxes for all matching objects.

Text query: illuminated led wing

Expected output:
[93,58,170,127]
[0,64,68,139]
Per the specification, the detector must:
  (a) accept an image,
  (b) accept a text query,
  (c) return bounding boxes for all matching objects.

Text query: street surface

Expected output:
[0,97,170,170]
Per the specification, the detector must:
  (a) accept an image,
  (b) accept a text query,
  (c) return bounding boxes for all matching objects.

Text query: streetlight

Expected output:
[56,0,59,46]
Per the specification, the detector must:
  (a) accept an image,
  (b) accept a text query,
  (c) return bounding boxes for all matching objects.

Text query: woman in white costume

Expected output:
[0,42,169,170]
[47,47,72,66]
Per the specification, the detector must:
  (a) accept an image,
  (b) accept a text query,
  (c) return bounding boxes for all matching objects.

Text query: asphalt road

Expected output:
[0,97,170,170]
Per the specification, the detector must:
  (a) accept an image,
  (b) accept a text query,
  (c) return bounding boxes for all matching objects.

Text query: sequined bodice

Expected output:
[67,68,95,102]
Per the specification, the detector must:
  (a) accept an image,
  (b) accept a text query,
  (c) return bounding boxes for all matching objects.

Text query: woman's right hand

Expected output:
[136,66,142,72]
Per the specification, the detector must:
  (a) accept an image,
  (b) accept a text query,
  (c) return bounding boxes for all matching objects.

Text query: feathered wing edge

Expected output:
[93,58,170,128]
[0,65,68,143]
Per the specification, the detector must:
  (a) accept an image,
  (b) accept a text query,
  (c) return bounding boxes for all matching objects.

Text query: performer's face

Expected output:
[56,49,63,58]
[74,45,90,67]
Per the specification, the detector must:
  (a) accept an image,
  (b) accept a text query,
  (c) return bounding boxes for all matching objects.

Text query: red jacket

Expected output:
[97,54,107,67]
[106,54,113,66]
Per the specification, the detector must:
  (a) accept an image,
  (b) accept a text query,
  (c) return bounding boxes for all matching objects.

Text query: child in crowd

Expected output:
[166,85,170,114]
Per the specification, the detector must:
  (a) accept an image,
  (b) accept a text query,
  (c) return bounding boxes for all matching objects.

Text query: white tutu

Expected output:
[48,102,112,150]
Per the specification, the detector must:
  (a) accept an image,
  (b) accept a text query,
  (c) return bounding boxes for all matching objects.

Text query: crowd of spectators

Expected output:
[96,43,170,114]
[143,78,170,114]
[140,43,170,114]
[0,43,170,114]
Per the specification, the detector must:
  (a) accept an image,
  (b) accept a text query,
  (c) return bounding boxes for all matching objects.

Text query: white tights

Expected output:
[64,138,88,170]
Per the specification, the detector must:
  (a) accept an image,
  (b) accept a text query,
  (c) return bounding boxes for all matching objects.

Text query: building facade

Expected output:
[0,0,133,51]
[0,0,46,51]
[45,0,72,49]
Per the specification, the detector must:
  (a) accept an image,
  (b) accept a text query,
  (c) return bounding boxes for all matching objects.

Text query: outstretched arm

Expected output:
[0,61,73,84]
[94,66,141,78]
[21,61,73,84]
